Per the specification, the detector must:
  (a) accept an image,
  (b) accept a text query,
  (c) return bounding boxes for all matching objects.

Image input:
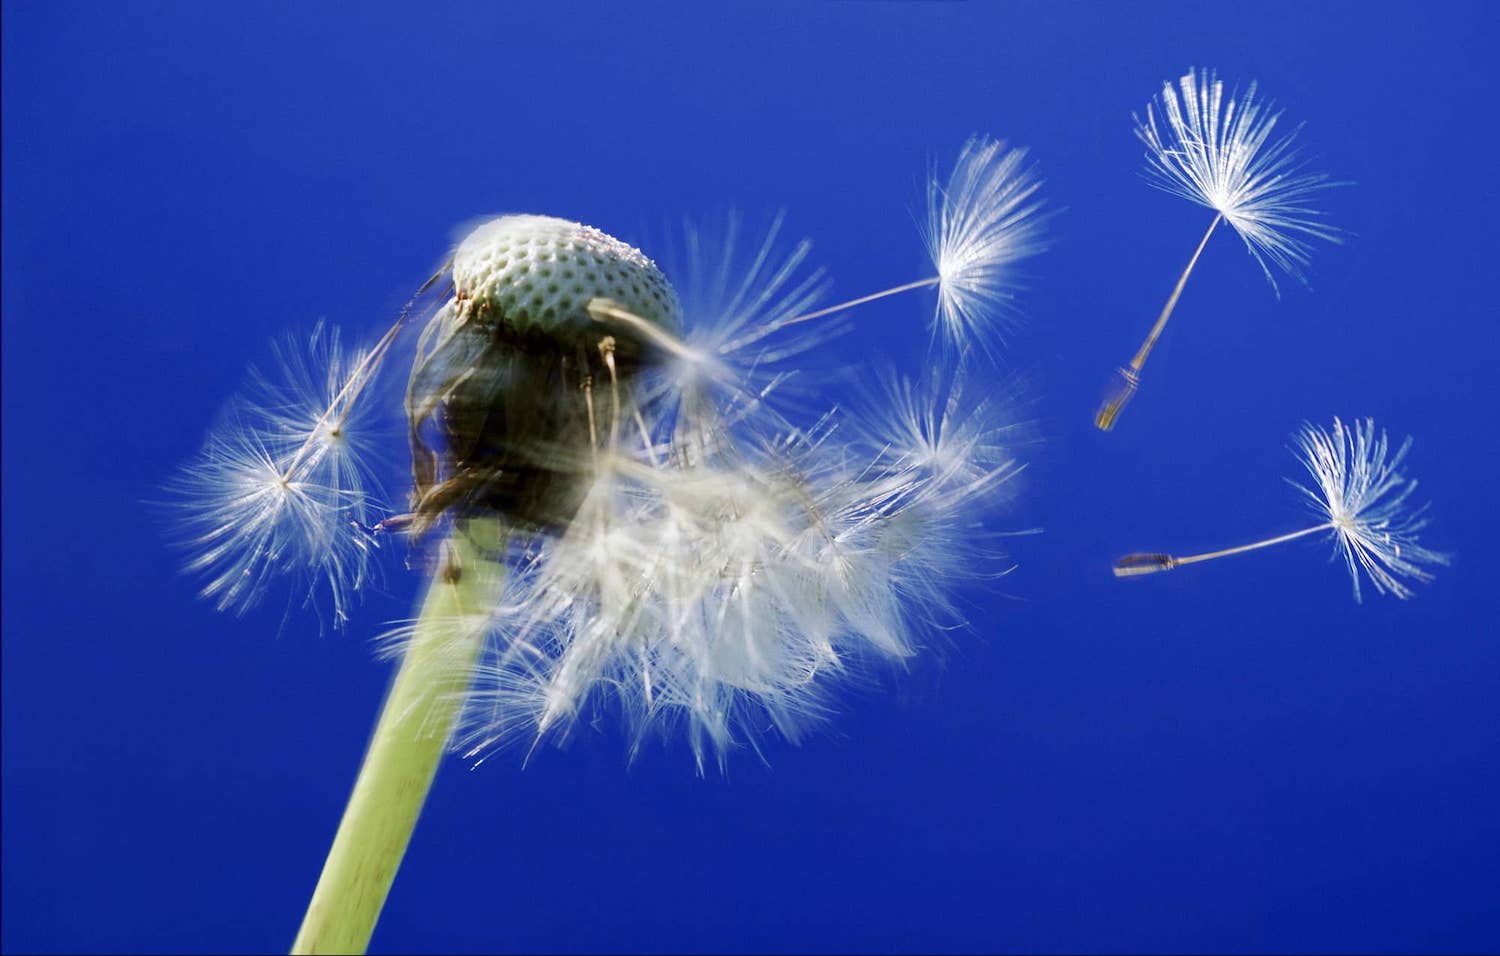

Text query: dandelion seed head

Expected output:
[407,216,683,534]
[923,136,1049,353]
[1137,68,1342,292]
[1290,416,1449,601]
[436,219,1031,770]
[175,208,1033,769]
[456,358,1029,771]
[451,214,680,337]
[463,444,908,771]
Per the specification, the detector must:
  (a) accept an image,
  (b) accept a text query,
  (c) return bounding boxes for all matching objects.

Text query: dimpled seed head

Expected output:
[452,214,680,338]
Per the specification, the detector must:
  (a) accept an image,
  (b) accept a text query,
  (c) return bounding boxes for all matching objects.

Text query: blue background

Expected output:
[4,2,1497,953]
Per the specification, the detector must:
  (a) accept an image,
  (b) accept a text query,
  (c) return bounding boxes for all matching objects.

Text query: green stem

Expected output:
[292,520,504,955]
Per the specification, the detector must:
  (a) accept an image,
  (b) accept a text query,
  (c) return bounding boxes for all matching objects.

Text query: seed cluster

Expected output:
[452,214,680,337]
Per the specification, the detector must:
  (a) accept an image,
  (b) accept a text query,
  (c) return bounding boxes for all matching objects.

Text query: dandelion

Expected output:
[172,142,1040,949]
[294,215,686,954]
[1095,68,1342,431]
[1113,417,1448,601]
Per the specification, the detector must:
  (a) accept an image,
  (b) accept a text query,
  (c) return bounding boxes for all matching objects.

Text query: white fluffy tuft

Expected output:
[169,323,386,627]
[1290,416,1449,601]
[1137,68,1342,293]
[923,137,1049,354]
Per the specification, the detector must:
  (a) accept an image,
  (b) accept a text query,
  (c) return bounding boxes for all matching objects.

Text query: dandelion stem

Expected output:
[1095,213,1222,431]
[292,519,504,955]
[772,277,941,330]
[1113,521,1331,577]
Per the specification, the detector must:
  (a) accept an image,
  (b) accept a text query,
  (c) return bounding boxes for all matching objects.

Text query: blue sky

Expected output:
[4,2,1497,952]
